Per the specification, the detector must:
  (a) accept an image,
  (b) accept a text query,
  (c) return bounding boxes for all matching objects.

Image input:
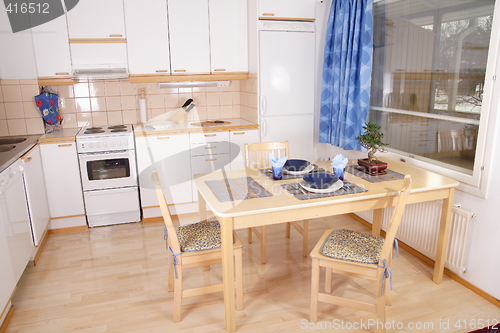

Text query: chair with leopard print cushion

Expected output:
[309,174,412,333]
[152,169,244,323]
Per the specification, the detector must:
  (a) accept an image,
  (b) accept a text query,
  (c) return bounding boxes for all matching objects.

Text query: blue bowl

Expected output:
[284,159,310,172]
[302,172,338,189]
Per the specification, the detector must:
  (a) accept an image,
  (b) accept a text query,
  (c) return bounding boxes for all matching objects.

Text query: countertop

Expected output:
[0,119,257,173]
[134,118,258,137]
[38,128,81,143]
[0,134,42,174]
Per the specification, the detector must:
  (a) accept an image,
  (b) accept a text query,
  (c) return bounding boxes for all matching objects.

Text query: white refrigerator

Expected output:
[258,20,315,161]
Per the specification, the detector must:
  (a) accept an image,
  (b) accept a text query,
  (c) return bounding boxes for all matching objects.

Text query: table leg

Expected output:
[220,216,236,332]
[372,208,384,236]
[433,188,455,284]
[198,191,207,222]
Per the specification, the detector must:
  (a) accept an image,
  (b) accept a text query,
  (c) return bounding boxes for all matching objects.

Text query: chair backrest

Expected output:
[152,169,181,254]
[379,174,412,262]
[437,130,465,152]
[244,141,289,169]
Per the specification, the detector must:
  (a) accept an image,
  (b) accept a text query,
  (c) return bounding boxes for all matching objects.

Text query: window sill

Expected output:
[383,150,486,198]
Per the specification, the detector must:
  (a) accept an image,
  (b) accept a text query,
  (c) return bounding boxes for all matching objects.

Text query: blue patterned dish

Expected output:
[284,159,310,172]
[303,172,338,189]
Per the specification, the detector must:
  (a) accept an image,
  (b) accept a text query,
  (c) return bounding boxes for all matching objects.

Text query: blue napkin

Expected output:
[269,153,288,168]
[331,154,348,180]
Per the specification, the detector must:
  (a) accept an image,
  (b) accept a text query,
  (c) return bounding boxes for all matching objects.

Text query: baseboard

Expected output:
[48,225,89,234]
[0,304,14,333]
[348,213,500,308]
[31,228,50,266]
[141,216,163,223]
[141,211,213,222]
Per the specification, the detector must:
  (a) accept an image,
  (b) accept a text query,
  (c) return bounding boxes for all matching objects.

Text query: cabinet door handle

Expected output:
[205,158,217,162]
[109,34,123,38]
[55,72,69,75]
[155,70,169,73]
[204,134,216,137]
[262,13,275,16]
[24,157,33,163]
[205,146,216,149]
[214,69,226,72]
[157,137,170,140]
[233,132,245,135]
[58,144,72,147]
[174,69,186,73]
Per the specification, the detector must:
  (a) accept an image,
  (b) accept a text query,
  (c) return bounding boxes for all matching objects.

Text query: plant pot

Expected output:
[357,158,388,175]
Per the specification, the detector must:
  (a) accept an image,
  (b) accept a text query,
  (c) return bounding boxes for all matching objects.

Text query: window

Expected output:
[368,0,497,192]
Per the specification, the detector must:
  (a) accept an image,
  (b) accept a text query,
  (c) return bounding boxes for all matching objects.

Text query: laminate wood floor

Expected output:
[5,214,500,333]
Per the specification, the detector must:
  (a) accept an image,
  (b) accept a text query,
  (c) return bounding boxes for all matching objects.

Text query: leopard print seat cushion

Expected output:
[320,229,384,264]
[177,220,222,252]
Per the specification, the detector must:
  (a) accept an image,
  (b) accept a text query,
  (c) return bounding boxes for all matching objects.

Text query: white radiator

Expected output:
[355,201,474,275]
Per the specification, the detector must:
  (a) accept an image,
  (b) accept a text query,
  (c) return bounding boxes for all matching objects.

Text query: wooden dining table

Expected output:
[194,158,459,332]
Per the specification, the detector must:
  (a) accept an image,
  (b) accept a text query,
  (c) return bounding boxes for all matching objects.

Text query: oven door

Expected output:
[78,150,137,191]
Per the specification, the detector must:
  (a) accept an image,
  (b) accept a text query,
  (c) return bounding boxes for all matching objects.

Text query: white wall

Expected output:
[314,0,500,300]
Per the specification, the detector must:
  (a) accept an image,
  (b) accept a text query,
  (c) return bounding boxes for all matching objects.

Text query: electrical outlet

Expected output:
[217,81,230,88]
[59,97,65,109]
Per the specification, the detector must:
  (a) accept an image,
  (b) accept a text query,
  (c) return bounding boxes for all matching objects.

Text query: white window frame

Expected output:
[369,1,500,198]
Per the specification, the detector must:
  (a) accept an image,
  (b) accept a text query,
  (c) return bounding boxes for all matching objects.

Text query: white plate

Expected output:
[299,179,344,194]
[284,164,314,175]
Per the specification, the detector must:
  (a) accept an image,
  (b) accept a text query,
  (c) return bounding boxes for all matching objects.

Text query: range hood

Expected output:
[72,68,129,81]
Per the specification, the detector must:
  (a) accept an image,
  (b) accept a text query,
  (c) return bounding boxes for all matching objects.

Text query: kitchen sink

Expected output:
[0,145,16,152]
[0,137,27,144]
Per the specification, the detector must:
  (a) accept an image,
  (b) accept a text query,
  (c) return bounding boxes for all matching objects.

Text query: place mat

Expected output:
[205,177,272,202]
[281,180,367,200]
[259,164,326,180]
[345,165,405,183]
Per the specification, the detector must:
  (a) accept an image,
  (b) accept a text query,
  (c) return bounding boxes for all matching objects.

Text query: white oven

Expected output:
[78,149,137,191]
[76,125,141,227]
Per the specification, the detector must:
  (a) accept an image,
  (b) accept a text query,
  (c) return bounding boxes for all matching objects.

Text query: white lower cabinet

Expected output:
[135,127,258,217]
[0,159,33,325]
[21,145,50,246]
[229,129,259,170]
[190,131,230,202]
[39,141,86,229]
[135,133,192,219]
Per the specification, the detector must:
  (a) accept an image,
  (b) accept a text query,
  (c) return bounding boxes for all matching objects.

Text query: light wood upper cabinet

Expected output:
[209,0,248,74]
[124,0,171,75]
[65,0,126,39]
[168,0,211,75]
[258,0,316,20]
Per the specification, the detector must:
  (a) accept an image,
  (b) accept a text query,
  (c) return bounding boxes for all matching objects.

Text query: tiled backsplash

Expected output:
[0,76,258,136]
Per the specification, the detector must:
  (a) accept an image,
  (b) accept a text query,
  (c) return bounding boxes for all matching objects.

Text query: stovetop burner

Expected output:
[84,129,105,134]
[108,125,128,130]
[77,124,133,138]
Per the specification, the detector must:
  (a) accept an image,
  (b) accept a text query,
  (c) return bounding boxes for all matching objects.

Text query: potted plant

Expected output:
[356,122,389,174]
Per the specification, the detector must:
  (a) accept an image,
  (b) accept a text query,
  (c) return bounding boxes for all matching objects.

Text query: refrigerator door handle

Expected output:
[260,95,267,115]
[260,118,267,138]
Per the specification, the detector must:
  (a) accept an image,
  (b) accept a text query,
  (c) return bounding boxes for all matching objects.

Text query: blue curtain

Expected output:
[319,0,374,150]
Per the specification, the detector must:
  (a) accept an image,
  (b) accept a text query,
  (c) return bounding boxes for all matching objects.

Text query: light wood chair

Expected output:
[309,175,412,333]
[152,169,244,322]
[244,141,309,264]
[437,130,465,153]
